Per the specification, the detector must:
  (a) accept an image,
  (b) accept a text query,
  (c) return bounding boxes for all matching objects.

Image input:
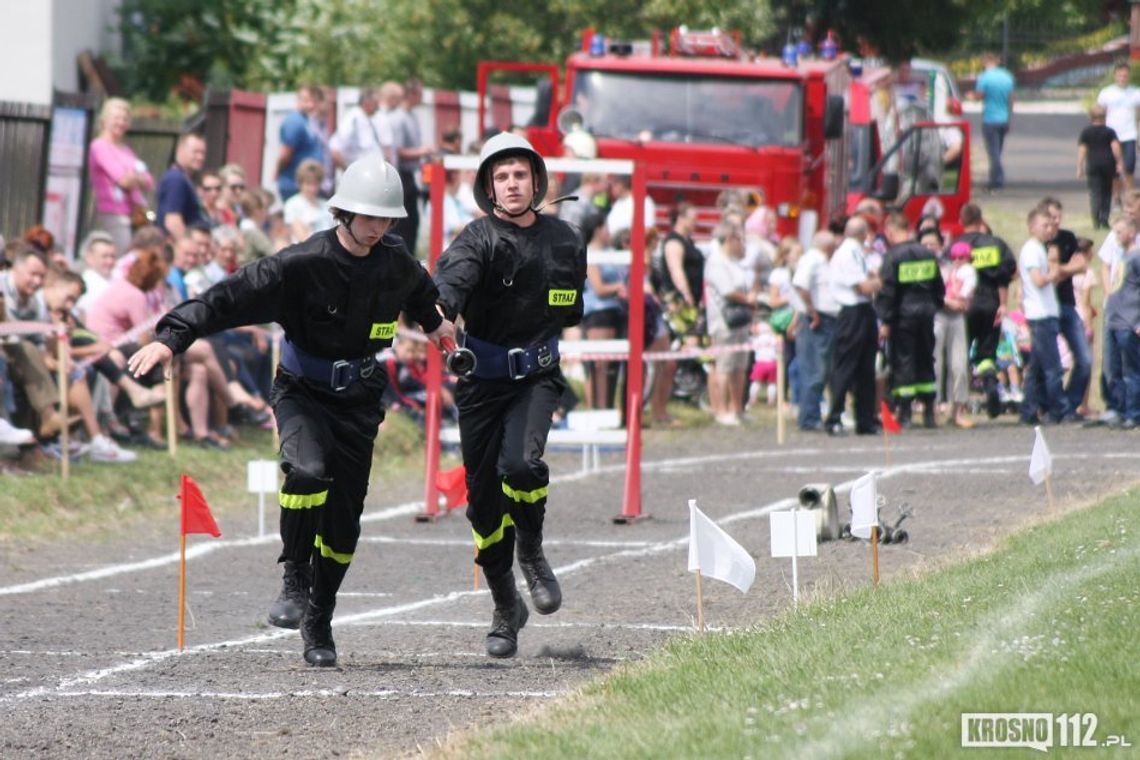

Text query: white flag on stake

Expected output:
[688,500,756,593]
[850,472,879,540]
[1029,425,1052,485]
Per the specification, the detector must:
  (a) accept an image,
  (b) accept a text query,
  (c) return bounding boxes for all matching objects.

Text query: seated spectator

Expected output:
[238,189,276,262]
[283,158,334,243]
[197,171,225,229]
[76,230,118,318]
[0,243,64,439]
[215,164,248,226]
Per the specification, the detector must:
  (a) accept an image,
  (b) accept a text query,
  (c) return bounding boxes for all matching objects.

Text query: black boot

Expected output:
[921,394,937,429]
[485,571,528,658]
[896,399,913,429]
[300,600,337,667]
[516,531,561,614]
[267,560,311,629]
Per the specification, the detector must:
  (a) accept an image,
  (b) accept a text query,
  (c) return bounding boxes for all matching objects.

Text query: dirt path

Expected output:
[1,420,1137,759]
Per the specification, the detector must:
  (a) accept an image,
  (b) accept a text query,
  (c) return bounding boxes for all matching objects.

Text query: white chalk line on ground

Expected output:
[49,688,564,701]
[349,619,692,632]
[4,448,1140,705]
[792,541,1140,759]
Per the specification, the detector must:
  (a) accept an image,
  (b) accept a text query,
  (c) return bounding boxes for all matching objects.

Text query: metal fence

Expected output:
[0,101,52,245]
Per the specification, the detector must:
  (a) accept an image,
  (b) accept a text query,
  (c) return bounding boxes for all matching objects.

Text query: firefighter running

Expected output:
[128,155,455,667]
[433,133,587,658]
[877,213,946,427]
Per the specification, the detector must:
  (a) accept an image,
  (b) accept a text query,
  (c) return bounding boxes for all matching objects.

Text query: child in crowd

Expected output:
[747,321,781,408]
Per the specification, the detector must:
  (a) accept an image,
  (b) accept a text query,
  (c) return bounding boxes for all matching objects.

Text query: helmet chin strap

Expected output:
[337,212,368,247]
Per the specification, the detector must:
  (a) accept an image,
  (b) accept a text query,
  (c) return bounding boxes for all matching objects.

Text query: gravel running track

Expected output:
[2,420,1138,759]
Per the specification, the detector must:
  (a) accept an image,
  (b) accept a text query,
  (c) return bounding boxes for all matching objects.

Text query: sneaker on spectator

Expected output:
[40,439,89,462]
[0,418,35,446]
[89,434,138,463]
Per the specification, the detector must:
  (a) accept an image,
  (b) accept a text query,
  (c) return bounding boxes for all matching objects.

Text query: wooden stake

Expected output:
[695,569,705,632]
[871,525,880,586]
[165,373,177,458]
[776,337,786,445]
[57,330,69,481]
[177,532,187,651]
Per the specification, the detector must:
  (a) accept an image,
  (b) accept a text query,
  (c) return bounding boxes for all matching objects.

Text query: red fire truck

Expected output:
[477,27,971,237]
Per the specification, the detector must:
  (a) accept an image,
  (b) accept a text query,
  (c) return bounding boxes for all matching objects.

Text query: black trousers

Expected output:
[888,315,936,399]
[392,169,420,253]
[825,303,878,431]
[456,372,566,580]
[967,305,1001,374]
[1087,169,1114,228]
[271,369,385,609]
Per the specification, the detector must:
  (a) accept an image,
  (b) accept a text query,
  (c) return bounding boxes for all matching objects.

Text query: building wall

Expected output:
[0,1,53,104]
[52,0,121,94]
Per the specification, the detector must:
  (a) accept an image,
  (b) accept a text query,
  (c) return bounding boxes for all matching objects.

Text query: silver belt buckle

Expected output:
[507,347,527,380]
[330,360,352,391]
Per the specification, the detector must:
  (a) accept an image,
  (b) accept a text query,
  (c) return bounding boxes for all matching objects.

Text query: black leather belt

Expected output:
[465,334,559,381]
[280,339,374,391]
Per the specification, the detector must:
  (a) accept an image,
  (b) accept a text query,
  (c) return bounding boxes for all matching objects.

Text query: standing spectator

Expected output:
[1018,207,1067,425]
[793,230,839,431]
[704,221,755,425]
[275,84,329,202]
[606,174,657,239]
[1076,105,1124,229]
[659,202,703,330]
[1096,62,1140,204]
[1072,237,1099,417]
[283,159,334,243]
[934,239,977,428]
[1040,198,1091,421]
[1102,216,1140,428]
[75,230,117,317]
[88,98,154,254]
[767,236,804,405]
[953,203,1018,418]
[744,187,778,246]
[971,52,1015,192]
[329,86,395,169]
[156,132,208,238]
[580,213,626,410]
[825,217,881,436]
[390,79,434,253]
[876,213,945,428]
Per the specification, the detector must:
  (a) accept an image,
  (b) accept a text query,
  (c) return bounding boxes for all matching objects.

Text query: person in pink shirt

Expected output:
[88,98,154,255]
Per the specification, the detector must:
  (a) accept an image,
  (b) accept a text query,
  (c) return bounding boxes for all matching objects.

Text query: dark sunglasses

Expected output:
[227,183,246,191]
[201,184,222,192]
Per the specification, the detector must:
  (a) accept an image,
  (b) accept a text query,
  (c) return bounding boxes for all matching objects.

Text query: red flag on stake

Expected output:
[880,400,902,434]
[181,474,221,536]
[178,474,220,651]
[436,465,468,511]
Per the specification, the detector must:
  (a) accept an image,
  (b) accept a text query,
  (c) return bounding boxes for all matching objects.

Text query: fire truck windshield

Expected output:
[571,70,802,148]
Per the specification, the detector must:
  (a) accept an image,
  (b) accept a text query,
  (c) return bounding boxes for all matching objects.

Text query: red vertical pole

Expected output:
[418,161,447,522]
[616,162,647,523]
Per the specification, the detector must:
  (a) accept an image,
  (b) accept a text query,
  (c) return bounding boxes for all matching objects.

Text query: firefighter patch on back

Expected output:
[971,246,1000,269]
[897,259,938,283]
[548,289,577,306]
[369,321,397,340]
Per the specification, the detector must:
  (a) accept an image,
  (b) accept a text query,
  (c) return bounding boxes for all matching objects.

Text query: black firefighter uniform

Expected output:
[876,241,945,406]
[433,213,586,580]
[154,228,443,610]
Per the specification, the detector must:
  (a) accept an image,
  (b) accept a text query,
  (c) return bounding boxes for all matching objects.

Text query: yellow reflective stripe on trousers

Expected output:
[472,513,515,550]
[314,534,353,565]
[279,489,329,509]
[502,480,549,504]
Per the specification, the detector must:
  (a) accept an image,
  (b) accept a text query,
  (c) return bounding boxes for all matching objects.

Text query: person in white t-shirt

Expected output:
[1018,207,1067,424]
[329,87,396,169]
[1096,62,1140,201]
[792,230,839,430]
[283,159,335,243]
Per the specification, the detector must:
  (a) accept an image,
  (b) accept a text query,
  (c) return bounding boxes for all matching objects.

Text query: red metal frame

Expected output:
[418,161,449,522]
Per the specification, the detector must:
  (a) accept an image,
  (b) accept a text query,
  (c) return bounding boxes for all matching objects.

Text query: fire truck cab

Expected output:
[478,27,970,238]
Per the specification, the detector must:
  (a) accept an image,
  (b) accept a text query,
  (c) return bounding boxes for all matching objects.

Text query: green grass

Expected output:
[0,411,428,544]
[442,490,1140,759]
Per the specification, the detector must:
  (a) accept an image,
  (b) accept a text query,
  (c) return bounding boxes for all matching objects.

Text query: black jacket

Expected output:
[434,214,586,347]
[876,241,945,323]
[952,231,1017,313]
[155,228,442,359]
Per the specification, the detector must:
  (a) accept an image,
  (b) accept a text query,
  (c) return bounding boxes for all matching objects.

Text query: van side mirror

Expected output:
[823,95,844,140]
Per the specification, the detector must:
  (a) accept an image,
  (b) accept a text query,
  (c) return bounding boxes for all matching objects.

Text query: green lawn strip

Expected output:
[0,411,427,544]
[447,491,1139,760]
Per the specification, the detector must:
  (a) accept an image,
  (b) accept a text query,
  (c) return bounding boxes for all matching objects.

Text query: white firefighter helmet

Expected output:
[473,132,548,216]
[327,154,407,219]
